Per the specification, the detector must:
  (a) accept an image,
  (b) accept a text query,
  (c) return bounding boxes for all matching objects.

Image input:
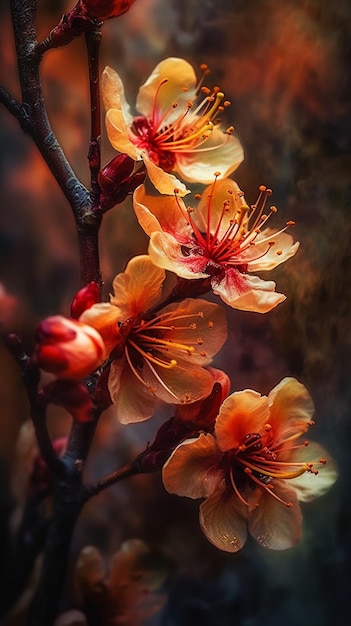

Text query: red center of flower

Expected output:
[131,115,176,172]
[226,423,326,508]
[131,66,233,171]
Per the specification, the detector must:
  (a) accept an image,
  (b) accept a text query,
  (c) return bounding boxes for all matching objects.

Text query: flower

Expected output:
[163,378,338,552]
[102,58,244,196]
[134,178,299,312]
[82,0,137,20]
[80,255,227,423]
[55,540,166,626]
[34,316,106,380]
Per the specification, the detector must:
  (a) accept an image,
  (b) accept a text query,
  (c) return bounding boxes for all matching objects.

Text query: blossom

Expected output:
[80,255,227,423]
[163,378,338,552]
[102,58,244,196]
[134,178,299,312]
[34,316,106,380]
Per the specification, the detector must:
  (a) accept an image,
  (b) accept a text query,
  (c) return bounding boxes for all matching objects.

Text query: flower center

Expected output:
[131,65,233,167]
[121,308,208,400]
[227,424,326,508]
[175,178,295,276]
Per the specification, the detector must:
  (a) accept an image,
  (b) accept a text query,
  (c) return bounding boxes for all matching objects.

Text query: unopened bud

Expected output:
[34,316,106,380]
[82,0,137,20]
[42,380,94,423]
[71,282,100,319]
[98,155,146,211]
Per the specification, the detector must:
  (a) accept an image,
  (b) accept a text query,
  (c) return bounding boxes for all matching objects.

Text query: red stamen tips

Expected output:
[201,86,211,95]
[287,220,296,226]
[223,100,231,107]
[214,171,221,178]
[259,185,267,192]
[265,423,272,431]
[319,458,327,465]
[270,205,278,213]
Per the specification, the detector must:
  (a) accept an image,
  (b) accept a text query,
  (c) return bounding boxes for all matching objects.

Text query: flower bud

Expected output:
[34,316,106,380]
[71,282,100,319]
[82,0,137,20]
[42,380,94,423]
[98,155,146,211]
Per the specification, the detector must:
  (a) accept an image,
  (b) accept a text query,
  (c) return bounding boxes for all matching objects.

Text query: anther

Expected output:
[214,171,221,177]
[224,100,231,107]
[201,86,211,95]
[276,250,283,255]
[270,205,278,213]
[208,321,214,328]
[226,126,234,134]
[287,220,295,226]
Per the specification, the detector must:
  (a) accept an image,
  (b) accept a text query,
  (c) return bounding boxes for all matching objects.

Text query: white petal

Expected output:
[212,271,286,312]
[176,131,244,184]
[136,58,197,125]
[143,155,189,196]
[102,66,134,124]
[288,442,338,502]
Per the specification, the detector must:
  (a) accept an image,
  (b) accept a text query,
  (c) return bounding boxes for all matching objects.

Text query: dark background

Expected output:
[0,1,350,624]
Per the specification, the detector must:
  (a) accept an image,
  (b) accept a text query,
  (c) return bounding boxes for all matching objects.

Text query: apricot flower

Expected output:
[134,178,299,312]
[80,256,227,423]
[163,378,337,552]
[102,58,244,196]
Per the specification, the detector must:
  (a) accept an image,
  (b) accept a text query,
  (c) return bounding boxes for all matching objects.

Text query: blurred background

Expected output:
[0,0,350,624]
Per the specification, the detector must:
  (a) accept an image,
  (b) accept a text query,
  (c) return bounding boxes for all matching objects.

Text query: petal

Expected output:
[199,483,248,552]
[143,155,189,196]
[268,377,315,432]
[79,302,120,354]
[248,481,303,550]
[108,357,157,423]
[102,66,134,124]
[105,109,140,159]
[245,230,300,272]
[162,433,223,498]
[141,356,216,405]
[158,298,227,364]
[215,389,270,451]
[136,58,197,125]
[133,184,189,237]
[176,132,244,185]
[288,442,338,502]
[195,178,247,237]
[212,271,286,312]
[149,231,208,280]
[111,255,165,318]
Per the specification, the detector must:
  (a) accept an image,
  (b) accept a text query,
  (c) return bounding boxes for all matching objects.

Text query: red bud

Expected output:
[71,282,100,319]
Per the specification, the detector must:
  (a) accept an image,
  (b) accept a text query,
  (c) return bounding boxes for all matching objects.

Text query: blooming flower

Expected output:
[102,58,244,196]
[134,178,299,312]
[34,316,107,380]
[163,378,337,552]
[80,255,227,423]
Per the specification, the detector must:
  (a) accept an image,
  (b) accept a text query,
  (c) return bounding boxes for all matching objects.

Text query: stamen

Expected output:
[229,467,252,507]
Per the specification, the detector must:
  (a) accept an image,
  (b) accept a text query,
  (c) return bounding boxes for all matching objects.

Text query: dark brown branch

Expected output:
[87,461,140,497]
[86,27,102,207]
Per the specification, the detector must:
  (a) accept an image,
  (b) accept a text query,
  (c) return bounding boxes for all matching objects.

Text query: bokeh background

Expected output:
[0,0,350,624]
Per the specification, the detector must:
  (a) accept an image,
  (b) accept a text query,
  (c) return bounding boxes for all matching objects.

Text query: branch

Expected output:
[3,334,64,474]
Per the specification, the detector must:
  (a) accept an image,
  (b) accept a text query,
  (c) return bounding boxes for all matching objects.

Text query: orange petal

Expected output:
[108,357,157,423]
[268,377,315,433]
[162,433,223,498]
[199,483,248,552]
[215,389,269,452]
[248,481,303,550]
[111,255,165,319]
